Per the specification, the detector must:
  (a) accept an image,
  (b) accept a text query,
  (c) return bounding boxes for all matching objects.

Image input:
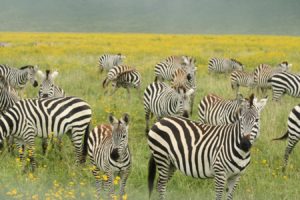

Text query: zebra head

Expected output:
[37,70,59,98]
[239,94,268,148]
[176,88,194,118]
[20,65,39,87]
[109,113,129,161]
[115,53,125,65]
[230,59,244,71]
[278,61,292,72]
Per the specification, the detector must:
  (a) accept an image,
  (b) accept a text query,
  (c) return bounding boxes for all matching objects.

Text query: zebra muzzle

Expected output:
[182,110,189,118]
[111,148,120,160]
[239,133,252,152]
[33,81,38,87]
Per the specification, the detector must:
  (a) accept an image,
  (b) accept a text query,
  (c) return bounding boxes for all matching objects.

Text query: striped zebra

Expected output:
[148,94,268,200]
[87,113,131,199]
[98,53,125,73]
[103,66,141,98]
[230,70,255,95]
[254,61,291,94]
[0,64,38,90]
[0,96,92,172]
[171,68,196,115]
[208,58,244,73]
[37,69,66,154]
[273,105,300,172]
[268,71,300,101]
[198,93,245,125]
[37,70,65,98]
[154,56,196,81]
[143,81,194,134]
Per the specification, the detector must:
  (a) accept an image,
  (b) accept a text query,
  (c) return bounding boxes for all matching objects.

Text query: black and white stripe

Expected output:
[0,75,20,113]
[37,70,65,99]
[154,56,196,81]
[87,113,131,199]
[198,93,245,125]
[268,71,300,101]
[0,96,92,171]
[208,58,244,73]
[0,64,38,90]
[273,105,300,172]
[143,81,194,134]
[254,61,291,94]
[230,70,255,95]
[148,95,268,200]
[98,53,125,73]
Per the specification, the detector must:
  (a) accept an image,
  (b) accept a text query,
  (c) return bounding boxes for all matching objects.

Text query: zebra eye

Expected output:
[122,135,126,138]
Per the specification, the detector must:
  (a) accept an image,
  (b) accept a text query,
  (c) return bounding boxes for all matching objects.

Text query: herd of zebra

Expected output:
[0,53,300,200]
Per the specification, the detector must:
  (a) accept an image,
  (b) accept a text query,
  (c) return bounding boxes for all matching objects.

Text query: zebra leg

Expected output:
[70,128,86,164]
[23,135,37,172]
[272,88,285,101]
[103,171,114,199]
[109,87,118,96]
[126,88,131,100]
[92,166,102,199]
[8,136,15,154]
[119,168,131,199]
[226,175,241,200]
[41,138,48,155]
[145,111,151,135]
[214,171,226,200]
[282,135,299,172]
[156,165,175,200]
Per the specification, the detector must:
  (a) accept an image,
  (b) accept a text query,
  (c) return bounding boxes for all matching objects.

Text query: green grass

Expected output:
[0,33,300,199]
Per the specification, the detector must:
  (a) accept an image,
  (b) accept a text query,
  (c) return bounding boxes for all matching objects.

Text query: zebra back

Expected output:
[230,70,255,89]
[198,93,245,125]
[98,53,125,73]
[112,69,141,89]
[208,58,243,73]
[102,65,132,88]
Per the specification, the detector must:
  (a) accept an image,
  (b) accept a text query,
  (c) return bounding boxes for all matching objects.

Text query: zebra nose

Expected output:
[182,110,189,118]
[42,94,48,98]
[33,81,38,87]
[111,148,119,160]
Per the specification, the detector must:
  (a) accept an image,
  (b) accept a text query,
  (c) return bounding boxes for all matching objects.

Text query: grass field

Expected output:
[1,32,300,200]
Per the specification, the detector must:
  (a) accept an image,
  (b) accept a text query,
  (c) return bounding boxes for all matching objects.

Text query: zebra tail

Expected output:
[148,154,156,199]
[81,124,90,163]
[272,131,289,141]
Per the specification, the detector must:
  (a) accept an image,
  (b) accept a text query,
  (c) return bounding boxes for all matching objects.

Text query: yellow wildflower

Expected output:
[102,175,108,181]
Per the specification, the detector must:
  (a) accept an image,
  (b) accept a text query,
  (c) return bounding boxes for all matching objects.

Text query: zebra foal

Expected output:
[87,113,131,199]
[0,96,92,172]
[148,94,268,200]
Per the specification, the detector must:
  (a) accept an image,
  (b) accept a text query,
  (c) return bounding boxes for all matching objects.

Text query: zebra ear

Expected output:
[186,88,195,96]
[255,96,268,112]
[51,70,59,80]
[37,70,45,79]
[122,113,130,125]
[108,113,118,124]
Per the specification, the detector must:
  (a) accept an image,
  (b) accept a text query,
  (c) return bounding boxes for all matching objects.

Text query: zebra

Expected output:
[154,56,196,81]
[143,81,194,134]
[37,70,65,99]
[0,64,38,91]
[273,104,300,172]
[198,93,245,125]
[268,71,300,101]
[208,58,244,73]
[253,61,291,94]
[230,70,255,95]
[87,113,131,199]
[102,65,132,88]
[171,68,196,115]
[98,53,125,73]
[37,69,66,154]
[0,96,92,172]
[147,94,268,200]
[103,66,141,98]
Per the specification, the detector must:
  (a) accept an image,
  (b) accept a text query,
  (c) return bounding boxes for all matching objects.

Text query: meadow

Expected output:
[0,32,300,199]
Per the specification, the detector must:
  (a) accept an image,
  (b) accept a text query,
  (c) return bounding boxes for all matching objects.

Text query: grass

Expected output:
[0,32,300,199]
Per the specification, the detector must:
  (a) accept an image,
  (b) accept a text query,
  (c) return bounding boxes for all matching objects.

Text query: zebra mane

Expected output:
[46,70,51,79]
[230,58,243,66]
[19,65,34,70]
[248,93,254,107]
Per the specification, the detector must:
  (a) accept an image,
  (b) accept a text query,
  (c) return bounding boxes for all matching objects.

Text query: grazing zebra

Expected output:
[148,94,268,200]
[268,71,300,101]
[154,56,196,81]
[254,61,291,94]
[103,67,141,98]
[0,64,38,90]
[102,65,132,88]
[37,69,66,154]
[208,58,244,73]
[230,70,255,95]
[0,96,92,172]
[87,113,131,199]
[198,93,245,125]
[37,70,65,99]
[171,68,196,115]
[143,81,194,134]
[98,53,125,73]
[273,105,300,172]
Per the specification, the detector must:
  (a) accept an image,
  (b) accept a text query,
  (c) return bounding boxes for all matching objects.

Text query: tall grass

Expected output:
[0,32,300,199]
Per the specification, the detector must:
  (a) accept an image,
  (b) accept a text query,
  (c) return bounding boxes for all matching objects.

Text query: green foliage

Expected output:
[0,33,300,199]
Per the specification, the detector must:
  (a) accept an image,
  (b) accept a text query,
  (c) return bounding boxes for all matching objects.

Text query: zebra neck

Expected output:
[110,146,129,162]
[19,71,28,85]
